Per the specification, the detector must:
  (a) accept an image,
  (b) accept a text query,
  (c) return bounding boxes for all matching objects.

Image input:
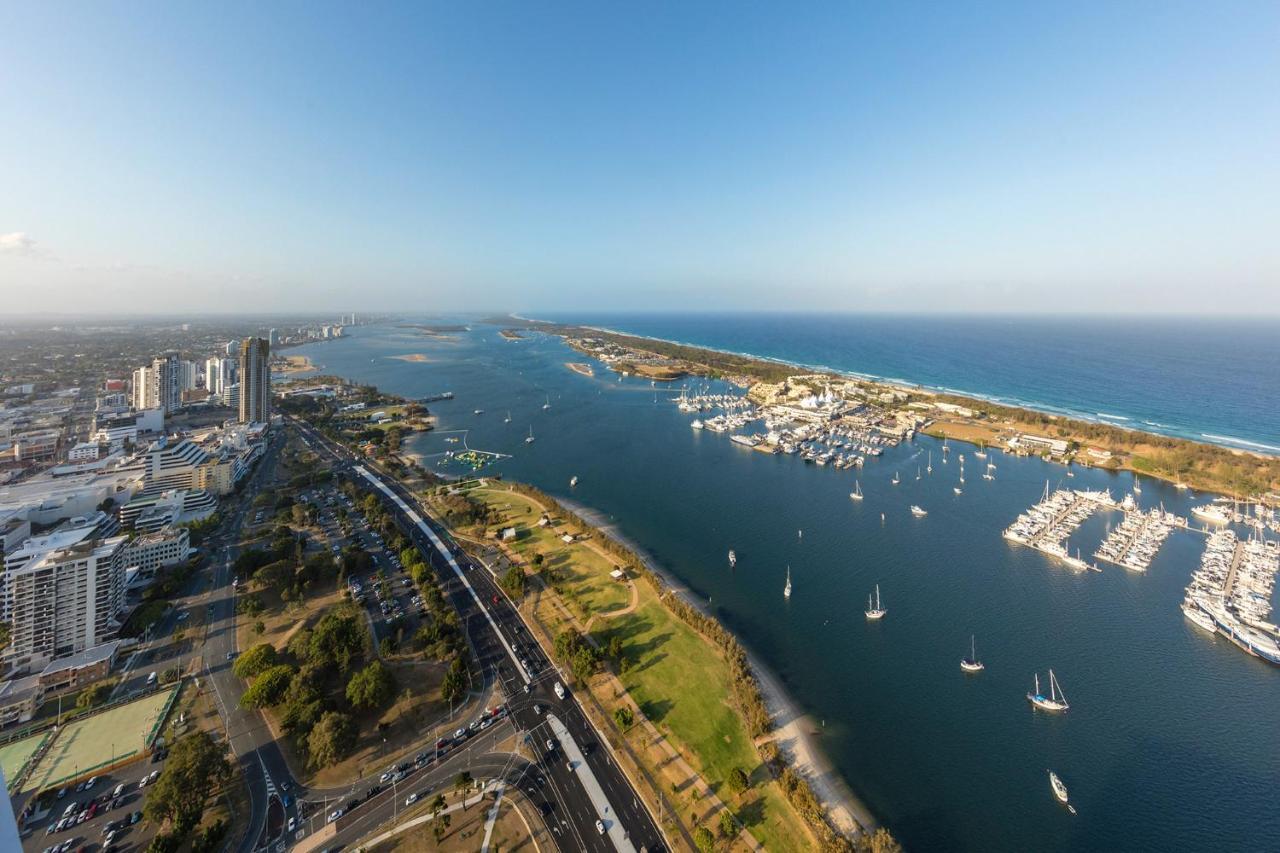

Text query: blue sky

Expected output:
[2,2,1277,314]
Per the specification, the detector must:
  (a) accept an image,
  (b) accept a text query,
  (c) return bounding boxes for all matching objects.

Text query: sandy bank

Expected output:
[391,353,431,363]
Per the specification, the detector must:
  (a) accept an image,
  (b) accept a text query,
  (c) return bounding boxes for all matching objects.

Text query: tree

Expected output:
[613,706,634,729]
[232,643,278,679]
[500,565,526,598]
[345,661,396,712]
[726,767,750,796]
[306,711,357,769]
[440,656,468,704]
[431,807,451,843]
[239,664,295,708]
[718,809,736,838]
[74,682,111,711]
[143,730,231,832]
[693,825,715,852]
[855,828,904,853]
[453,771,473,809]
[308,608,366,671]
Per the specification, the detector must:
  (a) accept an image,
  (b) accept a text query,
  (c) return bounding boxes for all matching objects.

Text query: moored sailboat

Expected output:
[1027,670,1069,712]
[865,584,885,620]
[849,481,864,501]
[961,636,984,672]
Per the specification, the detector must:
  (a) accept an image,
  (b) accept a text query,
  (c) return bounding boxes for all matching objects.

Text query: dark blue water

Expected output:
[292,324,1280,852]
[536,313,1280,452]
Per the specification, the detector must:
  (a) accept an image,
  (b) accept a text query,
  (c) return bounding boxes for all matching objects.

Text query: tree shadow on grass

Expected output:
[638,698,674,724]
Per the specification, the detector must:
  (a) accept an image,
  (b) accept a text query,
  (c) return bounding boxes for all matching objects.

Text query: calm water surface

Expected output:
[293,324,1280,852]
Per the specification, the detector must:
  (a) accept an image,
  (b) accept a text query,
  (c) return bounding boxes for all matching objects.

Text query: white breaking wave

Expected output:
[1096,412,1130,421]
[1200,434,1280,453]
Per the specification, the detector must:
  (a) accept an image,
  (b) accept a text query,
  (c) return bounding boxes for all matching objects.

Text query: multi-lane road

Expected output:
[290,417,666,852]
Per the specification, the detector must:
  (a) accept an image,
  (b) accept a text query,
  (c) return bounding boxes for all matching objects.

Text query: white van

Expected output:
[146,671,158,686]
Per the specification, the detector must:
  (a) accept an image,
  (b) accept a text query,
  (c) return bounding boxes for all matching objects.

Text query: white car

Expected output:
[405,792,418,806]
[596,819,605,835]
[545,738,555,752]
[287,817,296,832]
[327,808,343,823]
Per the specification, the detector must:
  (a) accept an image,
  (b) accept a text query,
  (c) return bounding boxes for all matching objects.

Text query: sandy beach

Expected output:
[559,496,876,839]
[390,353,431,363]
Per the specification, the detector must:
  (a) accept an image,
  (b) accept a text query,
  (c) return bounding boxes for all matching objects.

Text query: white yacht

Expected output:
[864,585,885,620]
[569,475,578,488]
[1192,504,1231,525]
[1027,670,1069,712]
[525,426,535,444]
[1048,771,1075,814]
[504,411,511,423]
[910,505,927,517]
[728,550,737,568]
[784,566,792,599]
[849,481,864,501]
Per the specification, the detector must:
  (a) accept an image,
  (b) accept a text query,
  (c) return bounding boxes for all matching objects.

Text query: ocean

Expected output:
[291,321,1280,852]
[536,313,1280,452]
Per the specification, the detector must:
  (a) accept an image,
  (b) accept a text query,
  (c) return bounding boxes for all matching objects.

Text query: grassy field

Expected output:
[21,686,179,794]
[0,731,51,789]
[464,485,813,851]
[466,486,632,618]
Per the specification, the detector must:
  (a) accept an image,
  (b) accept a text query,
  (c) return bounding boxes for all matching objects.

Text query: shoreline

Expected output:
[508,318,1280,499]
[557,496,877,839]
[570,323,1279,455]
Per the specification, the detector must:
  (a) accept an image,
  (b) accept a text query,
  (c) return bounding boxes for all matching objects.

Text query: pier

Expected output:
[1094,506,1175,573]
[1003,486,1114,569]
[1222,539,1248,598]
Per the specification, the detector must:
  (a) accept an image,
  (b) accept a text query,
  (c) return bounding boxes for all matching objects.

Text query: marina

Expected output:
[1182,530,1280,664]
[1002,484,1114,570]
[1093,502,1177,572]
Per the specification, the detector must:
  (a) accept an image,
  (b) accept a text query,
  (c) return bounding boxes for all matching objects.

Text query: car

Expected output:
[75,781,87,793]
[404,792,418,806]
[566,761,574,773]
[479,718,492,730]
[596,819,605,835]
[327,808,343,823]
[414,751,427,765]
[287,817,297,832]
[63,804,77,818]
[226,651,236,661]
[533,704,542,715]
[149,770,160,784]
[129,811,142,825]
[104,830,118,846]
[545,738,555,751]
[110,797,122,811]
[454,728,466,739]
[379,771,393,784]
[111,783,125,799]
[57,787,69,800]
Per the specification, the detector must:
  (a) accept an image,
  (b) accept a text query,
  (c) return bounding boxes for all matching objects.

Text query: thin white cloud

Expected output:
[0,232,39,255]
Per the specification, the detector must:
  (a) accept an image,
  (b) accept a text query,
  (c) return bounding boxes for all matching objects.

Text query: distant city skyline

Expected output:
[2,3,1278,315]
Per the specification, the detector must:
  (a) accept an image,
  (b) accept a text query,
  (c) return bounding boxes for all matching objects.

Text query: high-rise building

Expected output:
[132,354,181,413]
[225,339,240,356]
[178,360,200,392]
[238,338,271,424]
[2,534,127,670]
[268,328,279,347]
[204,357,236,399]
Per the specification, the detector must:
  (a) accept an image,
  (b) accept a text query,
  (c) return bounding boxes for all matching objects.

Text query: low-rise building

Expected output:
[121,526,191,576]
[0,674,44,726]
[38,640,121,695]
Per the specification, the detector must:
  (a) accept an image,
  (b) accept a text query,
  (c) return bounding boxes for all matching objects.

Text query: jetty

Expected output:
[1003,485,1115,570]
[1183,530,1280,664]
[1094,506,1175,572]
[417,391,455,404]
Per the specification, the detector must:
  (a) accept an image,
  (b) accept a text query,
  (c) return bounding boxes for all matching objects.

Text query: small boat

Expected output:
[1133,475,1142,494]
[525,426,535,444]
[910,505,927,517]
[569,475,578,488]
[504,411,511,423]
[960,636,984,672]
[728,550,737,568]
[916,466,922,481]
[927,452,932,474]
[1048,771,1076,814]
[542,395,551,410]
[892,472,900,485]
[954,486,963,495]
[974,442,987,459]
[1027,670,1069,712]
[784,566,792,599]
[865,584,885,620]
[849,481,864,501]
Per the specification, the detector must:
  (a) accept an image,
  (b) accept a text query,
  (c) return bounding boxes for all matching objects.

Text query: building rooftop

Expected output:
[39,640,121,675]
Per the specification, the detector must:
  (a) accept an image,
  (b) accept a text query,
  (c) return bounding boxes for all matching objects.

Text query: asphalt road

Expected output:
[291,417,666,852]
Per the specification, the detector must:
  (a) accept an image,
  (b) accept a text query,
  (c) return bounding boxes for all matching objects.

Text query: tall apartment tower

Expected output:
[131,353,181,413]
[238,337,271,424]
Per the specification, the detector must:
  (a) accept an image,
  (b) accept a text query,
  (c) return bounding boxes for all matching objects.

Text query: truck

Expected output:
[553,681,565,700]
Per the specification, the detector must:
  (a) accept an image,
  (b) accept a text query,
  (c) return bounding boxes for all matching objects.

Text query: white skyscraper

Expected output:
[205,357,237,398]
[225,339,240,356]
[132,354,181,413]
